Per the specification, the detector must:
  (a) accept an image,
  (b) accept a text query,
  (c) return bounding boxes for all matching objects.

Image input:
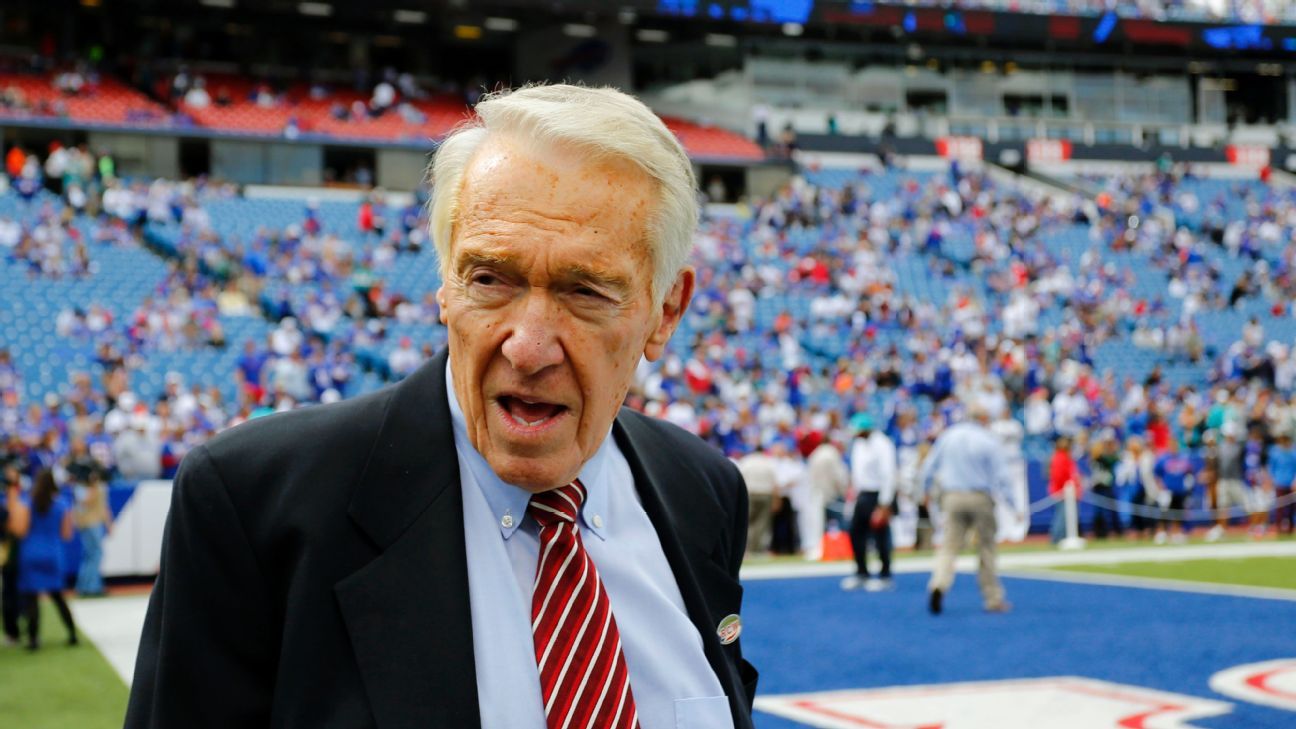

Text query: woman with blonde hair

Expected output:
[75,470,113,596]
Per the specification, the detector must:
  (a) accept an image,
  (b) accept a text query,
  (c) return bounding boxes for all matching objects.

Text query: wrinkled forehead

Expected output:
[459,133,654,213]
[451,134,658,268]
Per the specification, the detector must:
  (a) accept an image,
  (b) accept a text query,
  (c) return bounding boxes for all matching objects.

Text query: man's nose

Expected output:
[500,292,564,376]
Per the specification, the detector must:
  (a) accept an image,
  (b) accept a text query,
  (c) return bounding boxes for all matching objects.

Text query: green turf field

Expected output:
[1053,556,1296,591]
[0,599,127,729]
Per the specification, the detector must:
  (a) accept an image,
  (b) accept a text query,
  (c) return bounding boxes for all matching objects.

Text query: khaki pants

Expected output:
[928,490,1005,608]
[747,492,775,554]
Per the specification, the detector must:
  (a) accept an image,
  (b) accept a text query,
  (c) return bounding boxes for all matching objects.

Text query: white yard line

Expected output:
[69,595,150,687]
[1006,569,1296,602]
[740,540,1296,581]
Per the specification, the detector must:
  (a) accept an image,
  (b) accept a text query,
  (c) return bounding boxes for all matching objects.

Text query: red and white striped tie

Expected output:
[529,481,640,729]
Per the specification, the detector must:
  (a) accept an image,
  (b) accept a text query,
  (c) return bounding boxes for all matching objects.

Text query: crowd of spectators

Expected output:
[631,164,1296,539]
[3,154,1296,543]
[0,61,97,121]
[926,0,1296,24]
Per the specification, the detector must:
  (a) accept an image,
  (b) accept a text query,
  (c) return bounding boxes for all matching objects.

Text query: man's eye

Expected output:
[572,286,611,302]
[471,272,501,287]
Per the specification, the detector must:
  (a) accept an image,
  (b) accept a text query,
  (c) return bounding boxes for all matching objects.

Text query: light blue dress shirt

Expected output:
[917,421,1024,513]
[448,365,732,729]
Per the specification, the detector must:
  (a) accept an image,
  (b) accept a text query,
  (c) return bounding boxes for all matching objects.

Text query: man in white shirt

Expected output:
[1052,384,1089,437]
[990,415,1029,543]
[842,413,897,591]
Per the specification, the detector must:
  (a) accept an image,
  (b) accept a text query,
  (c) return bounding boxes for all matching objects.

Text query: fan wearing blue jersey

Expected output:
[1153,439,1199,544]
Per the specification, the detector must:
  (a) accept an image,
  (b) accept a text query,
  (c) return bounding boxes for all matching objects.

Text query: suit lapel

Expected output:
[334,351,481,729]
[613,412,751,726]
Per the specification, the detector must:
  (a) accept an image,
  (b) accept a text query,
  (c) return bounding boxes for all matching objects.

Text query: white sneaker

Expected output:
[865,578,896,592]
[840,575,865,591]
[1154,531,1168,545]
[1206,525,1224,543]
[1170,532,1188,544]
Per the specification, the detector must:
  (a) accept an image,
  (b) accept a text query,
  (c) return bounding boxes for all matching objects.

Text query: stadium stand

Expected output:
[4,0,1296,562]
[5,150,1295,539]
[174,73,468,142]
[0,69,173,128]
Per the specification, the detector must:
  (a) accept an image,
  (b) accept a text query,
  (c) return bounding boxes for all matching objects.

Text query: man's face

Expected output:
[439,135,693,492]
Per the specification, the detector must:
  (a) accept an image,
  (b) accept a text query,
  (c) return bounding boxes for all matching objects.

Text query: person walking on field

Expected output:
[842,413,897,591]
[918,405,1023,615]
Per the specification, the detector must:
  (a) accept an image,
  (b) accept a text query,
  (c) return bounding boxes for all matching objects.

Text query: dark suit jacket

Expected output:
[125,350,758,729]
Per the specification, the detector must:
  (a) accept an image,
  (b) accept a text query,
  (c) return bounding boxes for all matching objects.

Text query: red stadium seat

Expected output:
[661,116,764,162]
[0,72,170,126]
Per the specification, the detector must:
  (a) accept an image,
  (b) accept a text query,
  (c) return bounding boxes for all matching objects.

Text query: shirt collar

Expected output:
[445,361,612,541]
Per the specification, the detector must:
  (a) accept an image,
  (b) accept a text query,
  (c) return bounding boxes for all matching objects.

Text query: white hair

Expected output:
[428,84,698,304]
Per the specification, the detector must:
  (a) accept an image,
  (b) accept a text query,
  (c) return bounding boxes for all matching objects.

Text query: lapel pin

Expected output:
[717,614,742,645]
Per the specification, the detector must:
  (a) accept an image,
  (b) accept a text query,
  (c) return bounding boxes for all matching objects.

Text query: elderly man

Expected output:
[126,85,757,729]
[918,405,1023,615]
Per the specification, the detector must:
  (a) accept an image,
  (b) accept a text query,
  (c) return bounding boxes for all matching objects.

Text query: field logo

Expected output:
[754,676,1233,728]
[1209,658,1296,713]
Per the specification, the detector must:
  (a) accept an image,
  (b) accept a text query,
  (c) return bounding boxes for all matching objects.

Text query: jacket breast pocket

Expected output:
[675,696,733,729]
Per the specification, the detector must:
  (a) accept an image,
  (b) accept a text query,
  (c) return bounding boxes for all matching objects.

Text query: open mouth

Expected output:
[497,395,568,428]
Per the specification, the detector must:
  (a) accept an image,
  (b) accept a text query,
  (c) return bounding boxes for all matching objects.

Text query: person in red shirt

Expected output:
[1147,413,1172,453]
[357,200,374,235]
[1048,436,1082,544]
[5,146,26,179]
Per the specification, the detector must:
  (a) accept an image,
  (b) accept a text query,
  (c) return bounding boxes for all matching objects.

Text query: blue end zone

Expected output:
[742,573,1296,728]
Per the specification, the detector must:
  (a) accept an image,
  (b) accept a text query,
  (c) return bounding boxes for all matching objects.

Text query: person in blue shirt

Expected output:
[1153,439,1198,544]
[1266,433,1296,536]
[5,469,78,650]
[918,405,1022,615]
[235,339,268,404]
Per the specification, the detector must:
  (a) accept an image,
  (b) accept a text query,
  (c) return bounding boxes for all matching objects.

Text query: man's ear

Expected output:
[436,285,449,325]
[644,267,694,362]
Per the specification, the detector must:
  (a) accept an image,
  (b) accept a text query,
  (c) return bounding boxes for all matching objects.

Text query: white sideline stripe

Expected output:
[739,540,1296,581]
[69,595,151,687]
[1005,569,1296,602]
[72,542,1296,688]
